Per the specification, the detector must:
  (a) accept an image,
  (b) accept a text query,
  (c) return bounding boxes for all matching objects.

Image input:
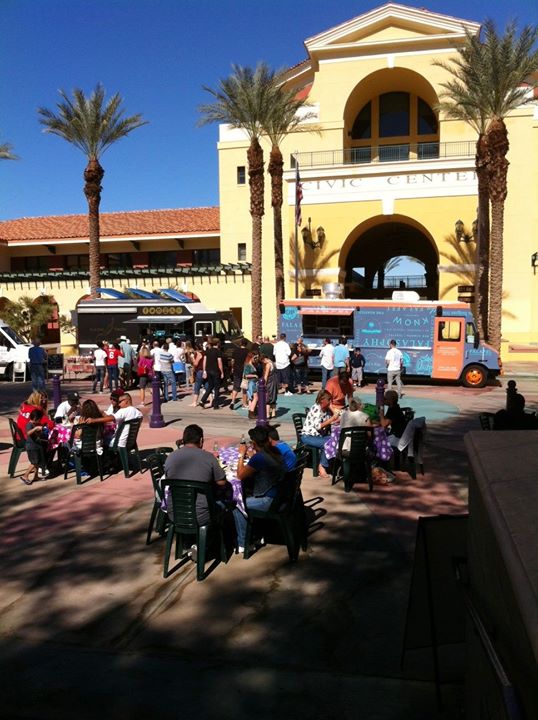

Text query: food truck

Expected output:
[76,291,244,353]
[279,293,501,387]
[0,321,30,379]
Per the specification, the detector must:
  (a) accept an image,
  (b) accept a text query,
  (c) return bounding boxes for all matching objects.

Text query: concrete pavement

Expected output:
[1,374,537,719]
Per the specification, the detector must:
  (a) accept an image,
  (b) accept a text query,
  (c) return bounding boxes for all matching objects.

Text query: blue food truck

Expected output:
[279,295,501,387]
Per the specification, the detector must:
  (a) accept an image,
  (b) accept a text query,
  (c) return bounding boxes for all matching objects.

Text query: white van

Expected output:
[0,321,30,379]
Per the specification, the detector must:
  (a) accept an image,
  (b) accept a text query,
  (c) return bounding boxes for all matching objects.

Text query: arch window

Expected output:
[349,93,438,162]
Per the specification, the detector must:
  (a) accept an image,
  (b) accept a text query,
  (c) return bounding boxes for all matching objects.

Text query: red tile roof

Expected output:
[0,207,220,243]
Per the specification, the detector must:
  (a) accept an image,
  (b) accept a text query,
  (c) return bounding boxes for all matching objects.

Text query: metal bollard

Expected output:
[52,374,62,410]
[506,379,517,412]
[149,374,165,428]
[376,376,385,408]
[256,377,268,427]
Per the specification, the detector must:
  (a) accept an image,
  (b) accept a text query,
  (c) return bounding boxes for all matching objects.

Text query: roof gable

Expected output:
[305,3,480,57]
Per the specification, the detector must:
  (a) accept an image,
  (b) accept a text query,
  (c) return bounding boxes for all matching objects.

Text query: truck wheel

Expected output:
[462,364,487,388]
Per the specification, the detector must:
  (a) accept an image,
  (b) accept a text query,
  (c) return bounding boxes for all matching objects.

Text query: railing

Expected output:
[373,275,427,289]
[292,141,475,168]
[0,263,252,283]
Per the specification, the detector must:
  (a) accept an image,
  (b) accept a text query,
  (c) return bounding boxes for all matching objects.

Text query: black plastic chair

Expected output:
[64,424,106,484]
[243,452,309,561]
[479,412,495,430]
[401,406,415,424]
[393,424,425,479]
[8,418,27,477]
[292,411,320,477]
[109,418,143,478]
[145,452,169,545]
[331,427,372,492]
[163,478,229,581]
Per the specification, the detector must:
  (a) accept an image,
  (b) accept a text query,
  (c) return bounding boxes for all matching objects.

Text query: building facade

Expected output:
[1,3,537,359]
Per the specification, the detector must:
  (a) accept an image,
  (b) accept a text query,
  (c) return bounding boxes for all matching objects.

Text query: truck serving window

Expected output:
[438,321,461,342]
[195,322,213,337]
[303,315,353,338]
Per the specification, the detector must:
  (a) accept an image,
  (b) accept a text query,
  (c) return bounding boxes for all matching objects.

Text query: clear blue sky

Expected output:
[1,0,536,221]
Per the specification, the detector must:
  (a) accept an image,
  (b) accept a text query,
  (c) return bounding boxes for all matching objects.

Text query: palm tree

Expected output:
[262,74,319,314]
[38,84,147,296]
[436,20,538,351]
[435,39,491,341]
[0,141,18,160]
[199,64,276,339]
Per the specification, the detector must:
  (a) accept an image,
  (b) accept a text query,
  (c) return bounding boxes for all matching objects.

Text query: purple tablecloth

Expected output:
[324,424,393,462]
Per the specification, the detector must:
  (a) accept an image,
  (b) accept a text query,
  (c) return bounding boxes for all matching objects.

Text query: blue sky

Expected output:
[1,0,537,221]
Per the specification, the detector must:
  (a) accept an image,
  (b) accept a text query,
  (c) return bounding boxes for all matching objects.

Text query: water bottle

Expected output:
[213,441,219,457]
[240,433,246,445]
[42,426,49,440]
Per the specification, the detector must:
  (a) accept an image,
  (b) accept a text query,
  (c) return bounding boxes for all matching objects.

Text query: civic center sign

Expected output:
[289,171,477,205]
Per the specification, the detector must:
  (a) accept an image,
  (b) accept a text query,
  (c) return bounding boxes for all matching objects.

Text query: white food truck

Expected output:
[0,321,31,380]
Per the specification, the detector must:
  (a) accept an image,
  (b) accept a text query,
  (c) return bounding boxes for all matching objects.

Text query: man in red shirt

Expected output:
[106,342,123,391]
[325,369,354,412]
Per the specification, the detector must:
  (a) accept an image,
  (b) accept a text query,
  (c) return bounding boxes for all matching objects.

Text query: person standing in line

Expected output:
[28,338,48,391]
[273,333,292,396]
[385,339,404,398]
[136,340,153,407]
[158,342,177,402]
[106,342,123,391]
[290,337,310,394]
[150,340,162,383]
[319,338,335,390]
[259,335,275,361]
[350,347,366,388]
[333,336,350,372]
[119,336,134,389]
[230,338,249,410]
[93,341,107,393]
[199,337,224,409]
[189,344,205,407]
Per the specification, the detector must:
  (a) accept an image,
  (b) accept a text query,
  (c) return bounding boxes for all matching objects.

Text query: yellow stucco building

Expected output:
[0,3,537,360]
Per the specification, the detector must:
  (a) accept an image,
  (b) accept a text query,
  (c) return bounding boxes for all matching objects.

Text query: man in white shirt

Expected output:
[385,339,404,398]
[273,333,292,395]
[150,341,162,378]
[92,341,107,393]
[319,338,335,389]
[87,392,143,448]
[54,391,81,423]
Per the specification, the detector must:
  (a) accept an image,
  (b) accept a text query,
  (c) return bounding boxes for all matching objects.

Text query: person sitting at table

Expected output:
[164,424,228,527]
[16,390,54,439]
[83,393,142,448]
[267,425,297,471]
[72,399,107,455]
[379,390,407,447]
[234,425,286,553]
[493,392,538,430]
[300,389,339,478]
[325,369,354,413]
[340,398,372,428]
[54,391,81,424]
[105,388,124,415]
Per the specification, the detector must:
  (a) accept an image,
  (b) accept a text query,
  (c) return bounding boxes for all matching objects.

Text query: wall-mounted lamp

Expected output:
[532,252,538,275]
[455,218,475,243]
[301,217,325,249]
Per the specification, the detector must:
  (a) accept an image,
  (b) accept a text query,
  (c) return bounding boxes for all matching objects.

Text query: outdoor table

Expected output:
[48,423,73,451]
[324,422,393,462]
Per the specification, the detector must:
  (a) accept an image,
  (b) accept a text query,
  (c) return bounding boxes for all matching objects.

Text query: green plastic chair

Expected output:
[145,452,169,545]
[8,418,27,477]
[331,427,372,492]
[64,424,106,484]
[292,412,320,477]
[243,451,309,561]
[163,478,228,581]
[109,418,143,478]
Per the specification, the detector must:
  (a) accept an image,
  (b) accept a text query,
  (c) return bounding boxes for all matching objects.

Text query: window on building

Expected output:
[193,248,220,266]
[418,97,438,135]
[379,92,410,137]
[11,256,50,271]
[237,166,246,184]
[350,101,371,139]
[149,251,177,268]
[107,253,133,269]
[238,243,247,262]
[65,254,89,270]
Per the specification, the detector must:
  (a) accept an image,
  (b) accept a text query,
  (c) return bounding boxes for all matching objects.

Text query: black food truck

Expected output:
[76,293,244,354]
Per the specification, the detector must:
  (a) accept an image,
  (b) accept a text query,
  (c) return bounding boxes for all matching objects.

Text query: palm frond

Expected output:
[0,142,19,160]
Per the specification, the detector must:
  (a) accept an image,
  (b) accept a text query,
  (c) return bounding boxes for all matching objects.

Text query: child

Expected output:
[21,409,47,485]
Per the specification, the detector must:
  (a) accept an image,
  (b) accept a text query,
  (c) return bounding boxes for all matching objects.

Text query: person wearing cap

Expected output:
[54,392,81,423]
[106,389,124,415]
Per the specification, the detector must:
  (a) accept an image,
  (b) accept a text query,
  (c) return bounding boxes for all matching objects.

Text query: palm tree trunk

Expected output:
[268,145,285,321]
[84,158,104,297]
[486,118,509,353]
[247,138,264,339]
[475,134,490,341]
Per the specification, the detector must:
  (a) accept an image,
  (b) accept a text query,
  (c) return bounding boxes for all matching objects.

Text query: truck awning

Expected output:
[123,316,193,324]
[299,308,354,316]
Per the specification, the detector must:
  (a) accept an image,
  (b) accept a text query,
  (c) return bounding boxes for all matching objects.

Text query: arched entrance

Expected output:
[343,220,439,300]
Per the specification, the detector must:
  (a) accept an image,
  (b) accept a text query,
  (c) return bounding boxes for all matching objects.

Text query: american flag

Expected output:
[295,163,303,227]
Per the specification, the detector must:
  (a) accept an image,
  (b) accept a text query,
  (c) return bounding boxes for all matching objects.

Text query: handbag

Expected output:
[240,378,249,390]
[173,361,185,373]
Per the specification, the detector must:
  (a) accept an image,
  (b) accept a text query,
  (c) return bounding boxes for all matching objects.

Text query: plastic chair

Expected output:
[243,452,309,561]
[64,424,106,484]
[109,418,143,478]
[479,412,495,430]
[8,418,27,477]
[331,427,372,492]
[163,479,228,581]
[401,406,415,424]
[292,411,320,477]
[145,452,169,545]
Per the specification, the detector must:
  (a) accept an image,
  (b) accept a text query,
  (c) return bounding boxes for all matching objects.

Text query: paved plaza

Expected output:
[0,368,537,719]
